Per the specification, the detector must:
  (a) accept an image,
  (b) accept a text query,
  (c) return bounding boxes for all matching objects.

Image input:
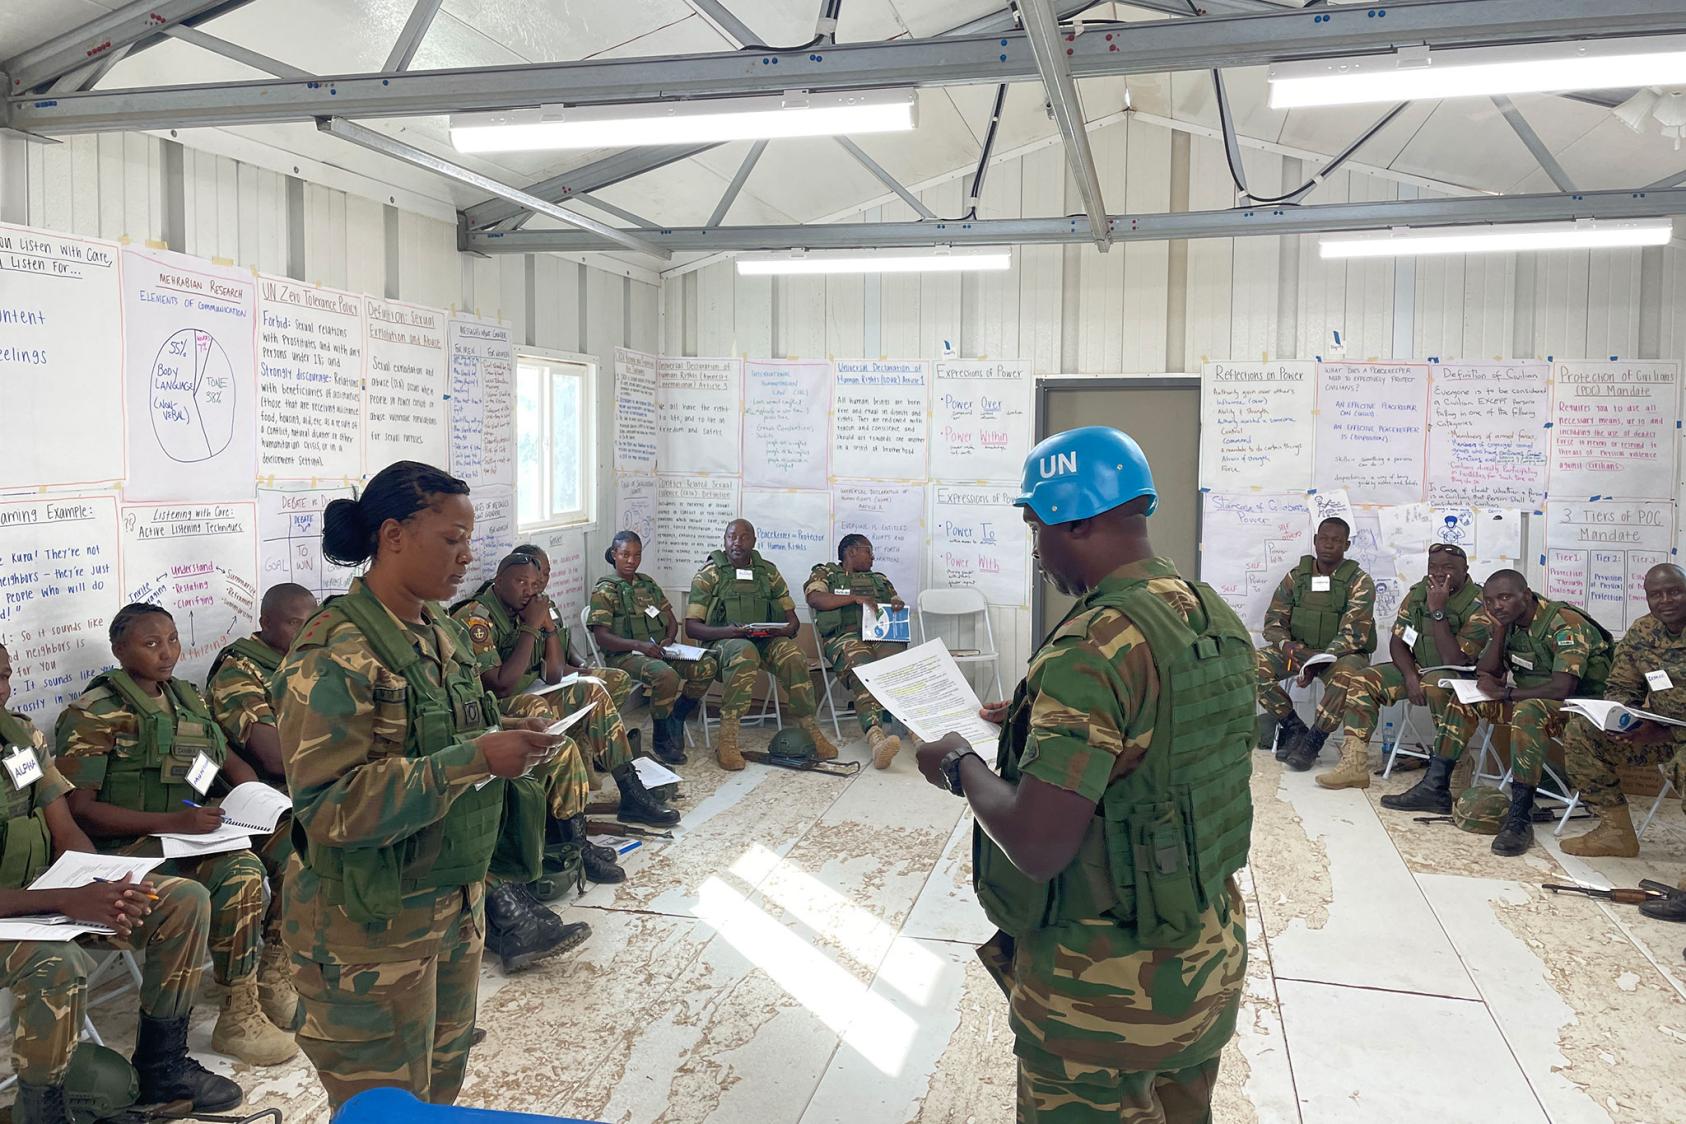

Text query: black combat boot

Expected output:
[13,1081,71,1124]
[1284,726,1332,772]
[613,761,681,827]
[1273,712,1310,761]
[131,1014,244,1112]
[564,813,626,884]
[1491,784,1538,856]
[1380,754,1455,814]
[485,882,571,972]
[511,883,591,953]
[652,713,688,765]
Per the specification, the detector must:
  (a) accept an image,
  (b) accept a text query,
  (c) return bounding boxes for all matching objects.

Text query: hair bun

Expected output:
[321,497,372,566]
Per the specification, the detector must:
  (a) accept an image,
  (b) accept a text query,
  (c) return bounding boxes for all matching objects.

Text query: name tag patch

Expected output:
[1311,576,1332,593]
[735,568,755,581]
[186,752,219,796]
[4,749,42,791]
[1401,625,1420,648]
[1511,654,1534,671]
[644,605,662,619]
[1646,668,1674,692]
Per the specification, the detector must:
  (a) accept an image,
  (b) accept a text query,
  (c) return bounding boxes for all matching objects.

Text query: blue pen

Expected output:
[181,799,201,808]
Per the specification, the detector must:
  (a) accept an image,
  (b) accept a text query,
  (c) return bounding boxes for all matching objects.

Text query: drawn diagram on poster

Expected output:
[1543,500,1675,633]
[1199,492,1311,632]
[120,502,260,685]
[257,486,357,601]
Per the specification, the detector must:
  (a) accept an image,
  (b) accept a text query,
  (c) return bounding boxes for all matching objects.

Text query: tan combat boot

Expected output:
[1561,802,1640,857]
[716,717,745,771]
[212,974,298,1065]
[1315,734,1371,790]
[257,940,298,1030]
[866,724,903,770]
[799,717,838,760]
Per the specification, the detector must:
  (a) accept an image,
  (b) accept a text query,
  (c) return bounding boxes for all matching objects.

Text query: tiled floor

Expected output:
[6,719,1685,1123]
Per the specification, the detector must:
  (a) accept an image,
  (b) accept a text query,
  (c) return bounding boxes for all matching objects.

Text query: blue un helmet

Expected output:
[1014,426,1158,525]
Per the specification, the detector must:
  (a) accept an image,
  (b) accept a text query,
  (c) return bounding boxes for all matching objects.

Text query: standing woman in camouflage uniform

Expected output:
[274,461,561,1111]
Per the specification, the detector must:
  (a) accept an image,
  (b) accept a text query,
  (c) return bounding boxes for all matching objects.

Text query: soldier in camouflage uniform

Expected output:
[1382,569,1614,858]
[1255,517,1377,768]
[588,530,718,766]
[54,604,297,1067]
[275,461,562,1110]
[510,542,635,713]
[803,534,909,769]
[1,641,243,1121]
[685,519,837,771]
[917,428,1251,1124]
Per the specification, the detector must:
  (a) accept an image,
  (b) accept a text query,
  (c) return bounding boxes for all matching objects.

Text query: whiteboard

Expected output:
[1199,492,1311,631]
[742,489,833,620]
[1198,361,1316,492]
[0,224,125,490]
[1543,500,1676,633]
[1312,362,1429,506]
[1425,361,1549,508]
[363,297,448,474]
[930,359,1033,483]
[119,501,260,686]
[832,359,929,481]
[614,348,658,475]
[832,482,924,606]
[256,276,365,482]
[256,484,357,603]
[447,314,515,490]
[653,475,741,591]
[742,360,830,490]
[466,484,514,588]
[929,484,1029,607]
[1548,360,1679,502]
[122,248,258,502]
[658,356,741,475]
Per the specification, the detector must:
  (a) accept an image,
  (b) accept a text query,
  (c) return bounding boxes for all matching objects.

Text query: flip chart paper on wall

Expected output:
[1311,362,1429,505]
[1425,361,1550,507]
[1348,510,1402,638]
[743,360,830,490]
[1544,500,1676,633]
[1307,489,1353,535]
[363,297,448,473]
[1198,361,1316,492]
[929,360,1033,483]
[658,356,742,475]
[0,496,121,725]
[654,475,742,591]
[122,248,258,502]
[832,482,924,606]
[543,531,589,630]
[742,489,832,619]
[1549,361,1679,502]
[447,315,514,490]
[831,359,929,481]
[465,485,514,588]
[1473,509,1523,572]
[256,277,364,481]
[614,348,658,474]
[120,502,259,686]
[256,485,356,602]
[1378,503,1433,566]
[929,485,1028,607]
[1198,492,1310,631]
[616,474,658,577]
[0,224,125,491]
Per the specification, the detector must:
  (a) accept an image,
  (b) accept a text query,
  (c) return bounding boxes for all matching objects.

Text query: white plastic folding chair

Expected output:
[818,644,857,742]
[579,605,695,750]
[917,588,1005,702]
[1635,764,1677,842]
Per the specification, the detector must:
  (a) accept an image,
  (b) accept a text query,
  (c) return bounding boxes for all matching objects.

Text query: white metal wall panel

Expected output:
[630,280,660,353]
[1228,152,1282,361]
[734,271,773,358]
[1585,248,1643,360]
[1077,122,1128,374]
[1183,137,1235,367]
[781,275,826,358]
[967,162,1022,362]
[696,259,736,356]
[1121,118,1171,374]
[918,180,965,362]
[1342,175,1395,359]
[825,259,865,359]
[877,196,925,359]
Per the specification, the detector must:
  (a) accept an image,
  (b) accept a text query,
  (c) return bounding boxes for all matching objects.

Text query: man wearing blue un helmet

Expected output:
[915,426,1252,1123]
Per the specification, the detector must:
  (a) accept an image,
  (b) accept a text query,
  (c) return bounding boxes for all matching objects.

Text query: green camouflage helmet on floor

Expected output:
[1452,786,1511,835]
[768,727,818,763]
[64,1042,139,1124]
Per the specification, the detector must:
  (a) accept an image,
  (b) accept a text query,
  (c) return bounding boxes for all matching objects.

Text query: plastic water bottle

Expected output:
[1381,718,1396,760]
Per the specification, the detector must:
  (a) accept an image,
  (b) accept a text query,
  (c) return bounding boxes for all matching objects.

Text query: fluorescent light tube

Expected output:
[1319,220,1673,259]
[1269,35,1686,109]
[451,90,917,152]
[735,248,1011,275]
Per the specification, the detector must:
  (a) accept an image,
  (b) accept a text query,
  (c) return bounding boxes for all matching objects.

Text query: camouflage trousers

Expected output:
[604,650,717,719]
[0,875,210,1084]
[255,818,295,944]
[820,636,905,733]
[713,637,815,721]
[499,693,592,824]
[1427,684,1563,786]
[1255,646,1367,725]
[156,847,265,984]
[553,672,636,772]
[291,896,481,1112]
[1561,719,1686,810]
[1016,1053,1222,1124]
[1334,663,1413,741]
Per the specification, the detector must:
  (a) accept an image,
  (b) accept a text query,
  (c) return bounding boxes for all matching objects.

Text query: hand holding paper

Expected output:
[851,640,1000,761]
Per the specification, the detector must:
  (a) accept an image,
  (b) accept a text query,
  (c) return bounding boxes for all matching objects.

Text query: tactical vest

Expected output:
[1401,577,1481,667]
[596,574,666,644]
[1508,600,1614,693]
[83,671,228,815]
[0,709,35,755]
[207,634,283,686]
[1288,557,1372,653]
[293,583,511,923]
[451,583,544,698]
[0,715,52,890]
[811,563,896,642]
[702,550,779,626]
[973,576,1255,951]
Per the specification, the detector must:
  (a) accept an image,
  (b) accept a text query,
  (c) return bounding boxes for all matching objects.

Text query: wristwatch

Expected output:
[1429,610,1447,622]
[939,747,982,796]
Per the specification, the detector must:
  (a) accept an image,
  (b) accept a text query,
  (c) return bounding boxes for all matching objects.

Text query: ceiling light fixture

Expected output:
[735,247,1012,275]
[1319,219,1674,259]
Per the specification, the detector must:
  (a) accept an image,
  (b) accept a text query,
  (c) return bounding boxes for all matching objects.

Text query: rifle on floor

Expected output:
[1543,882,1671,905]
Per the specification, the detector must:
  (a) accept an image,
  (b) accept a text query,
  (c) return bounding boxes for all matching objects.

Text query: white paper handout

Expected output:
[1560,698,1686,733]
[28,852,166,892]
[662,643,709,661]
[1439,678,1500,706]
[218,782,293,834]
[542,702,597,737]
[632,757,682,790]
[154,822,253,859]
[850,640,1000,759]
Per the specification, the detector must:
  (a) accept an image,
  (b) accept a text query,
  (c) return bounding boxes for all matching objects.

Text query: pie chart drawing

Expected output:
[150,328,236,463]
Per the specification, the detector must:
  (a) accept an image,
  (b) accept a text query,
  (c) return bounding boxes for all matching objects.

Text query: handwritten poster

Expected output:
[465,485,514,588]
[1307,489,1354,535]
[657,356,741,475]
[929,360,1033,483]
[743,360,830,490]
[1312,362,1429,506]
[120,502,260,686]
[1198,361,1316,492]
[832,482,924,605]
[1544,500,1675,633]
[1426,361,1550,507]
[363,297,447,473]
[257,277,365,481]
[447,315,514,490]
[654,475,741,591]
[1199,492,1311,631]
[0,496,121,725]
[929,485,1028,607]
[831,359,929,481]
[0,224,124,490]
[614,348,658,474]
[616,474,658,577]
[1549,360,1679,501]
[122,248,258,501]
[1472,509,1523,582]
[742,490,833,618]
[1347,510,1402,634]
[256,485,356,602]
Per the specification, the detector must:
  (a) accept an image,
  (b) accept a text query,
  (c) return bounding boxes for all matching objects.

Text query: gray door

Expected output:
[1033,378,1201,640]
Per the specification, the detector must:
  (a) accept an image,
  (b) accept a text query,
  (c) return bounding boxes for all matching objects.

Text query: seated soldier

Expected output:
[1,641,243,1122]
[1315,543,1493,788]
[511,542,638,715]
[588,530,719,766]
[804,534,909,769]
[1256,517,1377,766]
[1381,570,1614,858]
[1559,562,1686,921]
[685,520,838,771]
[53,604,297,1066]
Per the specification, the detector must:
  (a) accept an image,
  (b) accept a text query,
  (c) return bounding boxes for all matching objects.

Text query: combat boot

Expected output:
[1273,712,1310,761]
[211,975,298,1065]
[484,882,569,972]
[1315,734,1371,790]
[133,1013,244,1112]
[613,761,681,826]
[1638,877,1686,923]
[716,717,746,770]
[799,717,839,760]
[1255,712,1281,754]
[1284,726,1331,772]
[1490,784,1538,855]
[511,884,591,954]
[256,940,297,1030]
[13,1081,71,1124]
[566,813,626,884]
[1380,754,1455,814]
[1562,802,1640,858]
[651,713,687,765]
[867,724,902,769]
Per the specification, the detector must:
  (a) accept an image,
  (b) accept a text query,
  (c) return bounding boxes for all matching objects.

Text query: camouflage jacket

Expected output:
[685,553,796,626]
[205,635,287,783]
[0,710,72,890]
[1607,614,1686,737]
[587,573,675,641]
[1261,562,1376,656]
[1392,578,1495,667]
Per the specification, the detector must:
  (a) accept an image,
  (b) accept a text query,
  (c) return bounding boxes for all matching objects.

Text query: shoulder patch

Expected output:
[1557,630,1573,646]
[465,616,493,646]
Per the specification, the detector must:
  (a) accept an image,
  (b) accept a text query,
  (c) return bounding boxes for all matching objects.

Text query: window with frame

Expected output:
[516,352,594,531]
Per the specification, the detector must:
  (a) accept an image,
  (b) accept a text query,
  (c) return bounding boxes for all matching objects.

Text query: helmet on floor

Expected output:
[1014,426,1157,525]
[1452,786,1510,835]
[64,1042,139,1124]
[767,727,818,764]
